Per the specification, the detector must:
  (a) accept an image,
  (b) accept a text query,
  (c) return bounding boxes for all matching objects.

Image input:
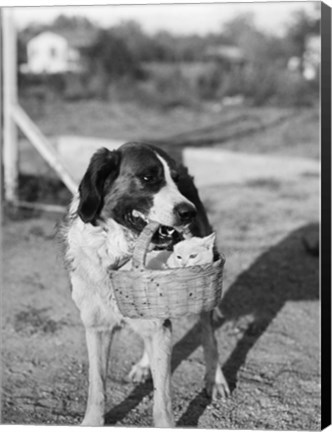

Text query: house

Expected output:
[303,34,320,80]
[204,45,245,67]
[22,29,95,74]
[287,34,320,81]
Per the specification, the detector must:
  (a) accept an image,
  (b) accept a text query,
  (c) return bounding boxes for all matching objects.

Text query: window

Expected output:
[50,47,57,58]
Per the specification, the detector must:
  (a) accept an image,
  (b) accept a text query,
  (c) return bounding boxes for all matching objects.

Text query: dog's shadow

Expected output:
[105,222,319,426]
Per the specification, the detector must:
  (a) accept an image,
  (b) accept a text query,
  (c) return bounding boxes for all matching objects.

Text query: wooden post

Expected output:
[2,9,19,203]
[0,9,3,218]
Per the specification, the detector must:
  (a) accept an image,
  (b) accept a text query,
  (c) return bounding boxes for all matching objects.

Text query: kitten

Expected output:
[166,233,216,268]
[123,233,216,270]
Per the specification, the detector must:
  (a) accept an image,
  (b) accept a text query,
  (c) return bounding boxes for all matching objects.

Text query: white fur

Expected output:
[66,196,130,328]
[167,233,215,268]
[148,154,193,227]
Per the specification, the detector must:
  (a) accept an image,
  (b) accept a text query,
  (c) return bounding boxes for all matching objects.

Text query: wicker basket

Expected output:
[109,221,225,319]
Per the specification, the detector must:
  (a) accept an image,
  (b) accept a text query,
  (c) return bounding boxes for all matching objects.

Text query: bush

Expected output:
[84,29,143,99]
[197,66,223,100]
[152,68,198,108]
[212,62,318,107]
[272,70,318,107]
[63,73,90,100]
[18,72,67,106]
[104,66,200,109]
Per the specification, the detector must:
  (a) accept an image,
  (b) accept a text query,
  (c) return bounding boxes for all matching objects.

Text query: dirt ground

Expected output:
[1,151,320,428]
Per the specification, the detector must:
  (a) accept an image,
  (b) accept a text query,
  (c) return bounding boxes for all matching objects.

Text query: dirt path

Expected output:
[2,160,319,428]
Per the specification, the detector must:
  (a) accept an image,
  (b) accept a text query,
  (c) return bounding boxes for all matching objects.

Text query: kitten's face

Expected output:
[171,233,215,267]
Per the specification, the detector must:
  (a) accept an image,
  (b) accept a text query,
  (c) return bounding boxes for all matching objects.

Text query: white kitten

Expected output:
[166,233,216,268]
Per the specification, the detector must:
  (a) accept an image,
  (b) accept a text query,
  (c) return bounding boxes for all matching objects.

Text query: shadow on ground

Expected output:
[105,222,319,426]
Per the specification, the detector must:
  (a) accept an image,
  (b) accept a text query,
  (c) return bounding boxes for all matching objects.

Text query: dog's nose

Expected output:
[174,202,197,224]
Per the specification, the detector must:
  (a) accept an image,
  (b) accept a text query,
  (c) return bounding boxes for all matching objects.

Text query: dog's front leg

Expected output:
[147,319,175,428]
[201,311,230,400]
[82,327,114,426]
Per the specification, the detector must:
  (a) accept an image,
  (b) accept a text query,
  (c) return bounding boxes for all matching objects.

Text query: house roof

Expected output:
[25,28,97,50]
[28,31,67,45]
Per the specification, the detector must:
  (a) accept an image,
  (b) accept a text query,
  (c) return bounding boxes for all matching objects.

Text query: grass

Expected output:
[19,97,319,160]
[221,108,319,160]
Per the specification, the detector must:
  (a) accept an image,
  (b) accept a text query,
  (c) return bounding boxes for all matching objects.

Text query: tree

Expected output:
[110,21,154,62]
[52,14,96,32]
[84,28,141,98]
[222,13,258,46]
[285,8,320,74]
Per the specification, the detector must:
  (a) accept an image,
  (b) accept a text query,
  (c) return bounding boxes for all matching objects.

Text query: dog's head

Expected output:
[77,142,197,247]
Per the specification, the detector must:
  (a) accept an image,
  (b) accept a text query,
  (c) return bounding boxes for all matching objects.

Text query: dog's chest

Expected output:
[66,217,136,327]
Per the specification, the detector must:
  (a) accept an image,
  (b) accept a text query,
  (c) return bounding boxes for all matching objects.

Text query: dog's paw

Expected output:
[206,379,230,400]
[205,365,230,400]
[127,363,151,383]
[212,307,224,323]
[81,414,104,426]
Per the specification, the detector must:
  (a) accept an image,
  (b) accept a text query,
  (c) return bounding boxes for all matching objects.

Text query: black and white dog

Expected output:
[62,142,229,426]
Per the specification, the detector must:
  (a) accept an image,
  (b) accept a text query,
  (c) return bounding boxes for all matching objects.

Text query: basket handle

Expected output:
[132,221,161,269]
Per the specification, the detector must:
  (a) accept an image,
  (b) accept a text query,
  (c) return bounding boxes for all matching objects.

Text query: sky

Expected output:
[11,1,319,36]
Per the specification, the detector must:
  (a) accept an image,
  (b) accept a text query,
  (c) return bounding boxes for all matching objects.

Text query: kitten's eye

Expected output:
[176,255,182,260]
[189,254,197,259]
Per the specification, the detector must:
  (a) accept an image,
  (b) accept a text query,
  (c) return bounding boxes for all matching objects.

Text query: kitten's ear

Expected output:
[203,232,216,249]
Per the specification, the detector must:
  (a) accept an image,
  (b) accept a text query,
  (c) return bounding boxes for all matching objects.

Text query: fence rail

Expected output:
[12,105,78,194]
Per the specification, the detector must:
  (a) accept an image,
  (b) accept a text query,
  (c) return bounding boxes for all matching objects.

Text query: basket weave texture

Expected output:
[110,221,225,319]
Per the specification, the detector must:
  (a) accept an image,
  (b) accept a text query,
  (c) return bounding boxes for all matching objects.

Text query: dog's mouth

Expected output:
[128,209,184,249]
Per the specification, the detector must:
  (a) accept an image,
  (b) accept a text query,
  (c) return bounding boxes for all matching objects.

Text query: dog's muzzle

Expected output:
[174,202,197,225]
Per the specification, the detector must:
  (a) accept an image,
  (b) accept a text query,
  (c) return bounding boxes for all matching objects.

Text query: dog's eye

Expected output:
[189,254,197,259]
[142,175,154,183]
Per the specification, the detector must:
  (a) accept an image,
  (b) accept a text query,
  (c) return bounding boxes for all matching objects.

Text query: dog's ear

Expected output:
[78,148,120,223]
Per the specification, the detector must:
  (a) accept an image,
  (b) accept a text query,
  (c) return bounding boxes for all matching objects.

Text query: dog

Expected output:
[61,141,229,427]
